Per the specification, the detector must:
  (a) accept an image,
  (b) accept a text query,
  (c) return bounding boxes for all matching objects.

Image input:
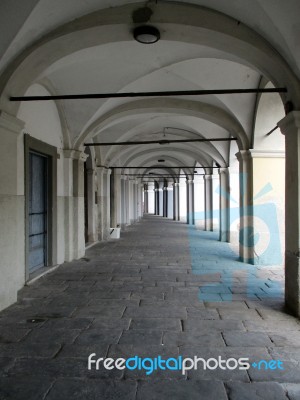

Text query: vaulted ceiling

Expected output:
[0,0,295,179]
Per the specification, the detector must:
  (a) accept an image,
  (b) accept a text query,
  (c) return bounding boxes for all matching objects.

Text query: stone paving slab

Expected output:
[162,331,225,347]
[281,383,300,400]
[136,380,228,400]
[0,377,54,400]
[9,357,124,380]
[225,382,289,400]
[222,331,273,347]
[75,329,123,345]
[183,319,245,332]
[124,305,187,319]
[129,318,182,331]
[45,378,137,400]
[118,330,163,345]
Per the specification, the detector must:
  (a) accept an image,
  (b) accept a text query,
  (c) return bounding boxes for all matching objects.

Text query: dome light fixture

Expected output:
[133,25,160,44]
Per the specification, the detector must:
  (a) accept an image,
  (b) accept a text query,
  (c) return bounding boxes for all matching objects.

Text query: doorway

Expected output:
[28,152,48,273]
[25,135,57,280]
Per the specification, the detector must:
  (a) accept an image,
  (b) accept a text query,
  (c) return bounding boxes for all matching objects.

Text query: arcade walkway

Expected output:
[0,216,299,399]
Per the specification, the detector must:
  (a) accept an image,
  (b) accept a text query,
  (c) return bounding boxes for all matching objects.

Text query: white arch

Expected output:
[77,98,248,149]
[1,2,299,116]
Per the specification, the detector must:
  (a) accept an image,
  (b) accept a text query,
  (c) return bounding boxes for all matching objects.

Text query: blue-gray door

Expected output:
[29,152,48,273]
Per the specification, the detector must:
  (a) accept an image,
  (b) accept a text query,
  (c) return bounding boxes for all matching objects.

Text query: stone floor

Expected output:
[0,215,300,399]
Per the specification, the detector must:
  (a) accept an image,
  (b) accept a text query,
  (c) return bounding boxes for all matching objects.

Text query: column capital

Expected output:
[278,111,300,135]
[173,182,180,186]
[0,110,25,134]
[203,174,213,181]
[63,149,88,161]
[186,179,194,184]
[235,149,252,162]
[96,166,111,175]
[218,167,229,175]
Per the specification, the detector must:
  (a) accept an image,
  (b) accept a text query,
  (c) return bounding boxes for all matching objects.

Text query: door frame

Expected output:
[24,134,57,281]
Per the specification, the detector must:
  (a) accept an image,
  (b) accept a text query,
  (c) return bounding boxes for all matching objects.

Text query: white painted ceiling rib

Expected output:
[0,1,294,180]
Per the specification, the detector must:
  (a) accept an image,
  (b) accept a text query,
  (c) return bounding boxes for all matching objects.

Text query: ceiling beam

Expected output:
[10,87,287,101]
[103,166,221,169]
[84,137,236,146]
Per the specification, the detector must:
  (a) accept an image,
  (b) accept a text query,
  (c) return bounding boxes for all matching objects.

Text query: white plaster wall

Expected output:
[252,156,285,265]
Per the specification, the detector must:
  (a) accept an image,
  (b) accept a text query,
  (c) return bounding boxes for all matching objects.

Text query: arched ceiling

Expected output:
[0,0,296,179]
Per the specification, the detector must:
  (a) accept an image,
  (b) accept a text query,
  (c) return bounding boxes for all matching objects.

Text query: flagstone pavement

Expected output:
[0,215,300,399]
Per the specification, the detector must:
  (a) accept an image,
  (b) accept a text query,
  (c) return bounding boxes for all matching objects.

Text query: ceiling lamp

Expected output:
[158,159,165,162]
[133,26,160,44]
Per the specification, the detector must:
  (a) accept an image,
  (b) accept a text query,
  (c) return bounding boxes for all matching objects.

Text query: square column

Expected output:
[63,149,87,260]
[278,111,300,316]
[86,168,97,243]
[236,150,254,263]
[137,182,143,220]
[204,175,213,231]
[96,167,111,240]
[110,169,121,228]
[219,168,230,242]
[163,184,168,217]
[186,179,195,225]
[173,182,180,221]
[0,111,25,310]
[143,184,148,214]
[120,176,126,228]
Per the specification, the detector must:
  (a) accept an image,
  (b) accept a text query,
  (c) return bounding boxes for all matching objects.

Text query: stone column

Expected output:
[163,183,168,217]
[136,182,143,220]
[128,179,135,223]
[63,150,74,261]
[71,150,87,259]
[154,182,159,215]
[186,179,195,225]
[120,176,126,229]
[236,150,254,263]
[219,167,230,242]
[133,180,138,221]
[173,182,180,221]
[110,168,121,228]
[125,177,130,225]
[0,111,25,310]
[204,175,213,231]
[86,168,97,243]
[96,167,111,240]
[278,111,300,316]
[144,184,148,214]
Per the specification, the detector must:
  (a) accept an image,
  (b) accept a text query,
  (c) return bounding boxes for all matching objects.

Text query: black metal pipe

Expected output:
[10,87,287,102]
[104,166,221,169]
[266,125,279,136]
[84,137,236,146]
